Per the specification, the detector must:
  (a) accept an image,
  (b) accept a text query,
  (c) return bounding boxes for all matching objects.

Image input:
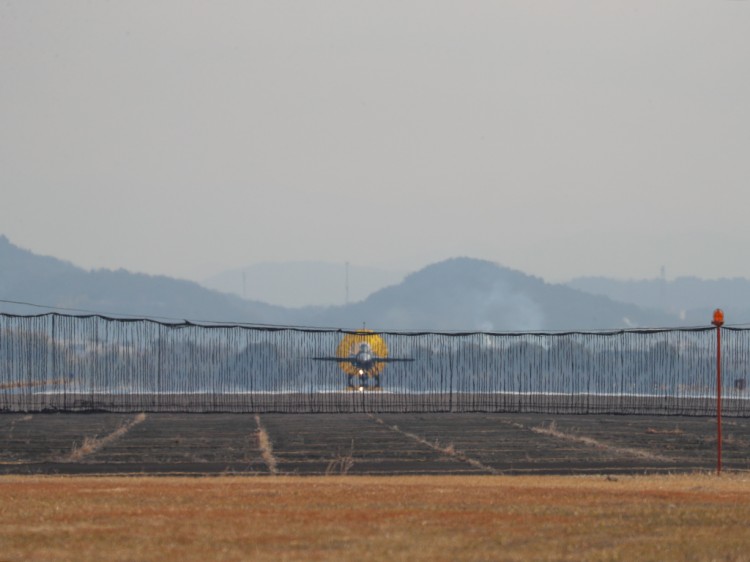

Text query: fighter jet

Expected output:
[313,341,414,390]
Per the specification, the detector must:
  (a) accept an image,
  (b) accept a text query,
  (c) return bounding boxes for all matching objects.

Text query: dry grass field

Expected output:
[1,474,750,561]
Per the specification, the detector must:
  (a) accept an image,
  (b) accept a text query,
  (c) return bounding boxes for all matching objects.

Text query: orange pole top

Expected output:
[713,308,724,327]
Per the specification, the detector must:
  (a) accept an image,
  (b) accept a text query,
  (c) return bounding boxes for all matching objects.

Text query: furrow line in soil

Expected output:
[368,414,498,474]
[499,418,676,463]
[62,413,147,462]
[254,415,278,475]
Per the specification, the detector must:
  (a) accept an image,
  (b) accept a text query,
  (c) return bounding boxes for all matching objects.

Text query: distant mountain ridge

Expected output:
[0,235,682,330]
[301,258,673,331]
[0,235,287,323]
[567,276,750,325]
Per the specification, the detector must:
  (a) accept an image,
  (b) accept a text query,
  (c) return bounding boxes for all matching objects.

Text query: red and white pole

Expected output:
[712,309,724,475]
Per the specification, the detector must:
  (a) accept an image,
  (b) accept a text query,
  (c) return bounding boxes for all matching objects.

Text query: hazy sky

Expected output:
[2,1,749,283]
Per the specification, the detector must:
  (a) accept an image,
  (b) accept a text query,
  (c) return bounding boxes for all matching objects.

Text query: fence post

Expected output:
[712,309,724,475]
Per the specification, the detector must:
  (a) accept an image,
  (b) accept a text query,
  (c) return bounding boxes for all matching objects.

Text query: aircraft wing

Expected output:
[312,356,359,365]
[312,356,414,364]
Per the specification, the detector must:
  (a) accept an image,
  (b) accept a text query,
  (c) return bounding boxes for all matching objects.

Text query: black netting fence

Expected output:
[1,313,748,415]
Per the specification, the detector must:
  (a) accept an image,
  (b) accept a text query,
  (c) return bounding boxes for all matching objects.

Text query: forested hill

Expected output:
[0,236,679,331]
[567,276,750,326]
[297,258,676,331]
[0,236,287,324]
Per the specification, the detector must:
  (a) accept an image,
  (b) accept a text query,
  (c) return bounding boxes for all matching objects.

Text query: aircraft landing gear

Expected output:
[346,373,368,390]
[345,371,382,391]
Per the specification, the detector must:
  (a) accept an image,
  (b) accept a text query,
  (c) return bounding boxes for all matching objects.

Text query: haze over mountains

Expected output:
[567,276,750,327]
[202,262,405,308]
[1,235,745,331]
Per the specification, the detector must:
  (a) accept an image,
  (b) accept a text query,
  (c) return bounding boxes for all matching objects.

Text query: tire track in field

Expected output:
[7,414,32,438]
[63,413,147,462]
[1,415,34,464]
[254,415,279,475]
[368,414,498,474]
[502,419,675,463]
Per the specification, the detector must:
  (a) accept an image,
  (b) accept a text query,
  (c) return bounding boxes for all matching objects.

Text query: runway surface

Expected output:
[1,413,748,475]
[3,391,742,416]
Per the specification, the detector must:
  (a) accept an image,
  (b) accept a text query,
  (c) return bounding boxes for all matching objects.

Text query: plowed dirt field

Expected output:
[2,413,749,475]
